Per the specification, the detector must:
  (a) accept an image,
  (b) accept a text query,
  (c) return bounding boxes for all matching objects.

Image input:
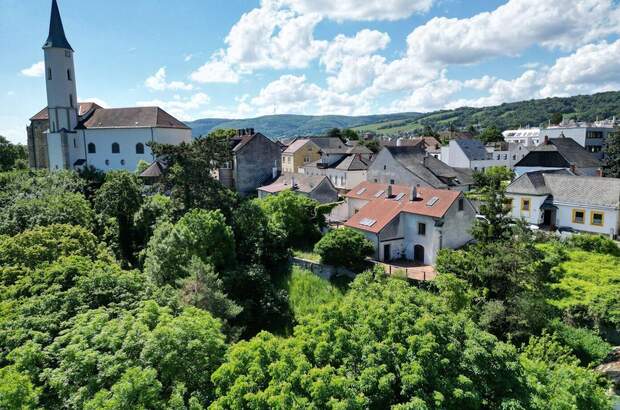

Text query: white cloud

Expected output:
[278,0,434,21]
[390,76,462,112]
[137,92,210,120]
[184,54,194,62]
[190,54,240,84]
[145,67,193,91]
[327,55,386,93]
[406,0,620,64]
[82,97,110,108]
[321,29,390,72]
[21,61,45,77]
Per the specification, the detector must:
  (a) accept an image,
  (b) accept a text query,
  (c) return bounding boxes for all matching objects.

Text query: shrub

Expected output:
[549,320,612,366]
[314,228,374,271]
[568,234,620,256]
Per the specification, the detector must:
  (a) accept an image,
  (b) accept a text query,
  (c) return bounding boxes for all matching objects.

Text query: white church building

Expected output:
[27,0,191,172]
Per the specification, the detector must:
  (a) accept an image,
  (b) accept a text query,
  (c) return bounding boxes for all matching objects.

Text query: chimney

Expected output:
[543,135,549,145]
[410,186,417,201]
[569,164,576,174]
[386,184,392,198]
[596,168,603,177]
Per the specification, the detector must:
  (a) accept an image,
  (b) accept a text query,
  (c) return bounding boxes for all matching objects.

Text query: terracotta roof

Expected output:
[30,102,102,121]
[345,182,461,233]
[79,107,189,130]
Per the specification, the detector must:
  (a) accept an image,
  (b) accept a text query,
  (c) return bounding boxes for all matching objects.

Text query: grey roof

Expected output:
[335,155,370,171]
[385,146,473,188]
[545,174,620,208]
[506,169,573,195]
[43,0,73,51]
[455,139,487,161]
[515,138,601,169]
[79,107,190,130]
[139,161,166,178]
[231,132,274,153]
[259,173,332,194]
[308,137,348,150]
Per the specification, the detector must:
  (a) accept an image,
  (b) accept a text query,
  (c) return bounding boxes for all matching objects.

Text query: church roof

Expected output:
[78,107,190,130]
[30,102,102,121]
[43,0,73,51]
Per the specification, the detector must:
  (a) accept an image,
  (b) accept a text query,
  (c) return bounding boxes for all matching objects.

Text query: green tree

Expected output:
[133,193,174,258]
[470,166,514,243]
[326,128,343,140]
[258,190,323,247]
[550,112,563,125]
[421,124,439,137]
[0,136,28,172]
[478,126,504,144]
[359,139,381,153]
[144,209,235,286]
[314,228,373,271]
[84,367,163,410]
[0,366,40,409]
[342,128,359,141]
[602,130,620,178]
[94,171,143,265]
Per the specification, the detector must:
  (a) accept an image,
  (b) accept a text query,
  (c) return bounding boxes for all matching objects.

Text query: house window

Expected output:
[73,138,76,148]
[67,69,72,81]
[87,143,96,153]
[383,165,387,170]
[47,67,52,80]
[304,155,310,163]
[121,159,125,166]
[458,198,464,211]
[590,211,604,226]
[105,159,110,166]
[390,179,395,185]
[136,143,145,154]
[521,198,530,212]
[112,143,120,153]
[572,209,585,224]
[69,94,74,108]
[418,222,426,236]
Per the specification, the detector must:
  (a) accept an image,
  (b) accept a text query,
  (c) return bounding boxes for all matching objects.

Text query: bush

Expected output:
[549,320,611,366]
[314,228,374,271]
[568,234,620,256]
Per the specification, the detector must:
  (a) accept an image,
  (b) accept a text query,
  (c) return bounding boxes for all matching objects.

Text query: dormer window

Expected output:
[67,69,72,81]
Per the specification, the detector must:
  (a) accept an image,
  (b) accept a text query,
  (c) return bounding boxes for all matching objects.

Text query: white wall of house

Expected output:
[367,149,433,187]
[441,197,476,250]
[47,132,65,170]
[506,193,548,225]
[555,203,619,237]
[401,213,439,264]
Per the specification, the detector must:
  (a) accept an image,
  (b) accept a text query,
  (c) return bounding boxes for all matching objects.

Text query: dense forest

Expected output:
[187,91,620,138]
[0,133,618,408]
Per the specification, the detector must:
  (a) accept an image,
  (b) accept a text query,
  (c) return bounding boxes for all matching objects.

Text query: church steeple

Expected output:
[43,0,73,51]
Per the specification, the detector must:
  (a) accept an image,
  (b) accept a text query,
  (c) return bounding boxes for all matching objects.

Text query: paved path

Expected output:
[377,261,437,281]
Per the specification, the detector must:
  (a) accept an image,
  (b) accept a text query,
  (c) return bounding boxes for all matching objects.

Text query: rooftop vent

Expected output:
[360,218,376,227]
[426,196,439,207]
[374,190,385,198]
[356,187,367,195]
[394,192,405,201]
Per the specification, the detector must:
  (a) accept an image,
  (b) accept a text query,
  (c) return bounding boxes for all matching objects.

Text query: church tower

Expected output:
[43,0,78,133]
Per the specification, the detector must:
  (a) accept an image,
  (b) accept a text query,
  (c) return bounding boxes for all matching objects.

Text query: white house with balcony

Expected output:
[440,139,528,171]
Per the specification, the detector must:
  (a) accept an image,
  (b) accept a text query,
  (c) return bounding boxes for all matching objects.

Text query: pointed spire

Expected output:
[43,0,73,51]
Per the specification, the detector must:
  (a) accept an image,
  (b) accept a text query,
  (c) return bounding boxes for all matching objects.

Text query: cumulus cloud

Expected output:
[82,97,110,108]
[145,67,193,91]
[137,93,210,120]
[21,61,45,77]
[406,0,620,64]
[278,0,434,21]
[190,54,240,84]
[321,29,390,72]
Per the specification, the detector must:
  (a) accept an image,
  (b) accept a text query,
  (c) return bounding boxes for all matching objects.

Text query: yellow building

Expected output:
[282,139,321,173]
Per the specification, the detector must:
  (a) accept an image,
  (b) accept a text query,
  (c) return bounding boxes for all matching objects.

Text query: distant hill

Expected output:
[186,91,620,139]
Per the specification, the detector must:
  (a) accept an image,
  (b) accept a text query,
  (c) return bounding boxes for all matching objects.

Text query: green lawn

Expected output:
[292,248,321,263]
[284,266,346,319]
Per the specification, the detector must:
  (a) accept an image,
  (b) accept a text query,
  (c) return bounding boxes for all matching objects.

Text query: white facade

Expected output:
[440,140,528,171]
[542,122,616,158]
[502,128,541,147]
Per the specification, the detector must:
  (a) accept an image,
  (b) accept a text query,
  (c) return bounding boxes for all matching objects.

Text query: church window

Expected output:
[67,69,72,81]
[105,159,110,166]
[121,159,126,166]
[88,143,96,154]
[69,94,74,108]
[112,143,120,154]
[73,138,76,148]
[136,143,145,154]
[47,67,52,80]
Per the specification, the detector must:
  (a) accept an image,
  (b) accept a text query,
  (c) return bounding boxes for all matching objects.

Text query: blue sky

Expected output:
[2,0,620,143]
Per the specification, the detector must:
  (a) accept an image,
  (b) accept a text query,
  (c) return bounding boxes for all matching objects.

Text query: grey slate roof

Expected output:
[139,161,166,178]
[545,174,620,208]
[335,155,370,171]
[506,169,572,195]
[79,107,190,130]
[514,138,601,169]
[455,139,488,161]
[385,146,473,188]
[258,173,331,194]
[43,0,73,51]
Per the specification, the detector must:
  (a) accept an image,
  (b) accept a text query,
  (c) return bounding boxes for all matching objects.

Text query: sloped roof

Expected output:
[506,169,572,195]
[515,138,601,169]
[455,139,487,161]
[43,0,73,51]
[30,102,102,121]
[335,155,370,171]
[79,107,189,130]
[308,136,348,150]
[545,174,620,208]
[258,173,331,194]
[283,138,316,154]
[139,161,166,178]
[345,181,462,233]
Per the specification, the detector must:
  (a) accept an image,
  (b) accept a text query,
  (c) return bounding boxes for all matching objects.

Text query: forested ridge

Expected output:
[0,133,618,409]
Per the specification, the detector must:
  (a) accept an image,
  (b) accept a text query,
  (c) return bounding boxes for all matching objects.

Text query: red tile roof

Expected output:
[344,181,461,233]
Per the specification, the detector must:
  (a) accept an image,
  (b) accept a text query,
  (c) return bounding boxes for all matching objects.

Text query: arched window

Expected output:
[121,159,126,166]
[67,69,72,81]
[105,159,110,166]
[135,143,145,154]
[112,143,120,153]
[87,143,96,153]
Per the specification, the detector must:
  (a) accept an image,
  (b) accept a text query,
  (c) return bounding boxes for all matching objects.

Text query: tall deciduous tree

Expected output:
[314,227,374,271]
[0,136,28,172]
[470,166,513,243]
[602,130,620,178]
[478,126,504,144]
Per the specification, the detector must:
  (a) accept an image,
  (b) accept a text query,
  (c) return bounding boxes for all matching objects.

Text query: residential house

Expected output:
[506,171,620,238]
[513,136,602,177]
[440,139,528,171]
[367,145,474,191]
[502,127,541,147]
[257,173,339,204]
[344,181,476,264]
[542,118,617,158]
[281,139,321,173]
[213,128,282,196]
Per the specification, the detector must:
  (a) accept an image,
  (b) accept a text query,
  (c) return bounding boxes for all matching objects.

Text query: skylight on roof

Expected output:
[356,187,367,195]
[394,193,405,201]
[374,190,385,197]
[359,218,376,227]
[426,196,439,207]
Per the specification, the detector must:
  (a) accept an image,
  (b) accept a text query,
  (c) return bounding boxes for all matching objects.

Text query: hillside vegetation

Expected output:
[186,91,620,138]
